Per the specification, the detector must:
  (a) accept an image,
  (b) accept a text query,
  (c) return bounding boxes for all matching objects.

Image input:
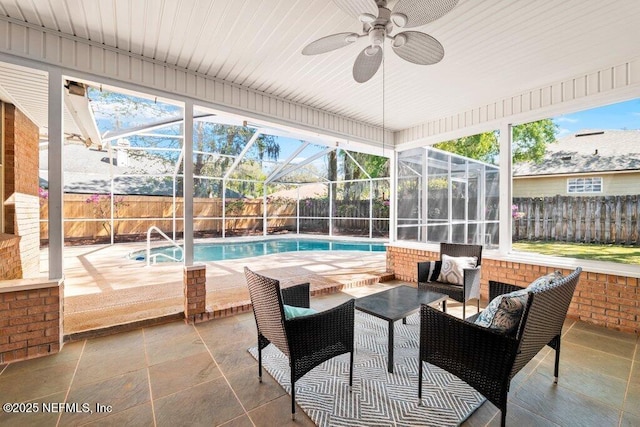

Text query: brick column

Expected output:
[184,265,206,323]
[0,279,64,363]
[2,102,40,279]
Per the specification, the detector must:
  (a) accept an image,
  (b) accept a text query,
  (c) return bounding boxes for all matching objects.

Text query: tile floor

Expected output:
[1,283,638,427]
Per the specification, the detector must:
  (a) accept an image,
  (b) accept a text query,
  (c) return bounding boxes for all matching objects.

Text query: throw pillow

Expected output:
[422,261,442,282]
[527,270,564,291]
[430,261,443,281]
[283,304,317,320]
[437,254,478,286]
[474,288,528,329]
[490,291,529,335]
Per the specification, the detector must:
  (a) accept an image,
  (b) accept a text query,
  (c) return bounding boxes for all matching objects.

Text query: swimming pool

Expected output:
[131,238,386,263]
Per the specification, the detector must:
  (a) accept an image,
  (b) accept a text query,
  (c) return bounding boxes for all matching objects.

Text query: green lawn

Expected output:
[512,241,640,265]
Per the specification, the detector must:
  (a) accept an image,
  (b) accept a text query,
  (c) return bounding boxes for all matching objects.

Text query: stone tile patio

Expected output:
[1,283,638,426]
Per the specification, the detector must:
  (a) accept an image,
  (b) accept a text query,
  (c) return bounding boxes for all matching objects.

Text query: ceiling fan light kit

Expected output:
[359,12,377,23]
[302,0,459,83]
[390,12,408,27]
[392,33,407,48]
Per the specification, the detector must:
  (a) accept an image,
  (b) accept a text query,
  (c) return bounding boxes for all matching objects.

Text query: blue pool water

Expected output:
[132,238,386,263]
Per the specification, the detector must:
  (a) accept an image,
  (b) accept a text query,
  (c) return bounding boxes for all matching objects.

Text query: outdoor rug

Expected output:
[248,312,485,426]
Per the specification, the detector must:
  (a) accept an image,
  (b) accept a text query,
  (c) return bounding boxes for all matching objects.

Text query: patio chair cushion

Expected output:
[437,254,478,286]
[283,304,317,320]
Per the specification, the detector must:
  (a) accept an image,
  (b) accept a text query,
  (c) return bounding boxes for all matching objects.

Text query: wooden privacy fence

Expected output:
[40,194,389,241]
[40,194,296,241]
[513,195,640,245]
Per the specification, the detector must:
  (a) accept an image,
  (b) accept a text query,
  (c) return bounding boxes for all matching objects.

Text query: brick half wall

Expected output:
[0,279,64,363]
[386,245,639,334]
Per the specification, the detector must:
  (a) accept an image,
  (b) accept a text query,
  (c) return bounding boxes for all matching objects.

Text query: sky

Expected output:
[553,98,640,138]
[90,86,640,164]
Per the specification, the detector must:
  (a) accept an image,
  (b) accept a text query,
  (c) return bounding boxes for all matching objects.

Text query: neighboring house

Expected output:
[513,129,640,197]
[268,182,328,200]
[39,143,243,198]
[40,142,174,195]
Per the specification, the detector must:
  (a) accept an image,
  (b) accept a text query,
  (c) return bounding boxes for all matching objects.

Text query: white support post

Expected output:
[465,161,469,243]
[296,186,300,234]
[499,123,513,255]
[389,150,396,242]
[222,180,226,238]
[329,184,333,237]
[369,180,373,238]
[108,142,114,245]
[173,148,184,241]
[421,149,428,243]
[263,186,268,236]
[172,178,177,241]
[48,68,64,280]
[183,101,194,266]
[447,155,452,243]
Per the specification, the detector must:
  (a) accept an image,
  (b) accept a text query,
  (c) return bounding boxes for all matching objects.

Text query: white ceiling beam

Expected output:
[63,84,103,147]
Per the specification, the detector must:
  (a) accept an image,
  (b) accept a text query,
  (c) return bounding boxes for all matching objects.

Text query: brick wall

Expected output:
[3,103,39,198]
[0,234,22,279]
[386,245,639,334]
[0,280,64,363]
[1,102,40,279]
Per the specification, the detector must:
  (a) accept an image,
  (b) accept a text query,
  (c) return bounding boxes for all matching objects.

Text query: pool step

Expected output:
[64,269,396,337]
[197,270,395,322]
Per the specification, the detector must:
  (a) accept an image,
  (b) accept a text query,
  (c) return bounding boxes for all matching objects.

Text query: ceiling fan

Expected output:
[302,0,458,83]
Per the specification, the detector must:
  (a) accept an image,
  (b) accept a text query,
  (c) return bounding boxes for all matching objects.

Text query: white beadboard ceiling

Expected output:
[0,0,640,133]
[0,62,82,138]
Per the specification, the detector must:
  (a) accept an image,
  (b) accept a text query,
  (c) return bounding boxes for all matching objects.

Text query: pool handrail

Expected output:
[146,226,184,266]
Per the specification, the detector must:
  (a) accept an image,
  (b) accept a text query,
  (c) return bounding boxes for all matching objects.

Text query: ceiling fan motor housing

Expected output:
[369,28,385,47]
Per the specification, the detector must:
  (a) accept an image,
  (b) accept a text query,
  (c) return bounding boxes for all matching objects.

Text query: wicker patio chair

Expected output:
[244,267,355,419]
[418,267,582,427]
[417,242,483,318]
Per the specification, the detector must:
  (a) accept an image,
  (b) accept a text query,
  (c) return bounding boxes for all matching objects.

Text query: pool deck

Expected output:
[48,237,389,336]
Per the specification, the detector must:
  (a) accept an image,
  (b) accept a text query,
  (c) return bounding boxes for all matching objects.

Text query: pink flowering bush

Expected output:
[38,187,48,206]
[85,194,128,236]
[512,204,525,220]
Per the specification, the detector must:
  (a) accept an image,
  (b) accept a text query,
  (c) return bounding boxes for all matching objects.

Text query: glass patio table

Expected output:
[355,285,447,373]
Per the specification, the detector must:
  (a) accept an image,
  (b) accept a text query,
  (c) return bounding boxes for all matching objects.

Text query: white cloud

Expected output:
[556,128,572,138]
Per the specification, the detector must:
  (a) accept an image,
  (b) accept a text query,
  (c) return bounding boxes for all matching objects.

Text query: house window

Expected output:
[567,177,602,193]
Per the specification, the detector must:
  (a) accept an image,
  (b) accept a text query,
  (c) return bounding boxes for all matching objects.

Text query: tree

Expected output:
[325,149,390,225]
[88,87,280,197]
[433,132,498,164]
[433,119,557,164]
[511,119,557,163]
[192,122,279,197]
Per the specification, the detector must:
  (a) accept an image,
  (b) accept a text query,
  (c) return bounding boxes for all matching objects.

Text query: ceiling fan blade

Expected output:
[332,0,378,20]
[391,0,459,28]
[392,31,444,65]
[302,32,359,55]
[353,46,382,83]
